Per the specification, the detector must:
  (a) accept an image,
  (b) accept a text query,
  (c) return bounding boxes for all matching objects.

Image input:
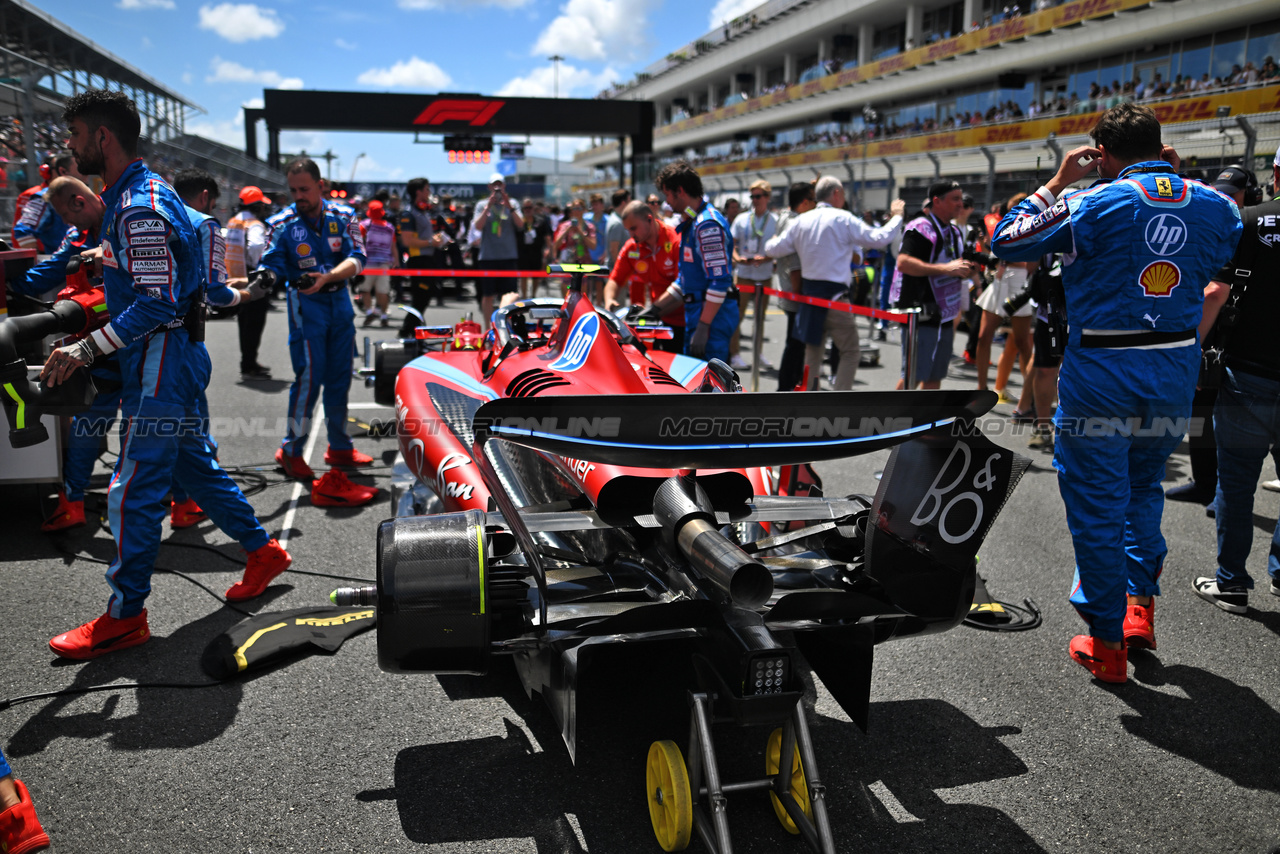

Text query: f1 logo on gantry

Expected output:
[413,99,505,127]
[1144,214,1187,257]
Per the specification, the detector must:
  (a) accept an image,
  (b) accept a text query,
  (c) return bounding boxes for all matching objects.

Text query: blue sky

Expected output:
[32,0,759,183]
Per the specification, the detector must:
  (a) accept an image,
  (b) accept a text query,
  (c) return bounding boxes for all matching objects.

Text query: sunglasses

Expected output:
[750,193,768,199]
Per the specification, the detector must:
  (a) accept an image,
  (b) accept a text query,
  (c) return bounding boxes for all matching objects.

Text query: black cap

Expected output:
[1213,165,1255,195]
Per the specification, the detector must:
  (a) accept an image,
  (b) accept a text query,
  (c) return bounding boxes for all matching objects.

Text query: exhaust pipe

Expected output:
[653,475,773,609]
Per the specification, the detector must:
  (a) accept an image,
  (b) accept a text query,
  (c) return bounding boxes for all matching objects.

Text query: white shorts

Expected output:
[977,267,1034,318]
[359,274,391,296]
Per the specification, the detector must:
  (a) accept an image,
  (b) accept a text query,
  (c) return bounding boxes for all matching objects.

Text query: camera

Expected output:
[963,248,998,269]
[1002,286,1033,318]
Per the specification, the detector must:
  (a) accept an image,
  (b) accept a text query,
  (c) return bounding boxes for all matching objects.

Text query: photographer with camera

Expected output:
[1166,166,1261,510]
[891,180,976,389]
[1191,156,1280,615]
[473,173,524,321]
[1008,254,1068,449]
[975,193,1037,403]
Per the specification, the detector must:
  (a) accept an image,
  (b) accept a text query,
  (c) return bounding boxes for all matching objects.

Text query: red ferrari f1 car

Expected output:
[356,267,1027,853]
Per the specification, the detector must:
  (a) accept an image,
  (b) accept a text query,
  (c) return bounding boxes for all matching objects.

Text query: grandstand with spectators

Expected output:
[0,0,283,230]
[577,0,1279,208]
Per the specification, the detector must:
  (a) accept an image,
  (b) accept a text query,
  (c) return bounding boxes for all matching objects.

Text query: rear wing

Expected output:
[472,390,996,469]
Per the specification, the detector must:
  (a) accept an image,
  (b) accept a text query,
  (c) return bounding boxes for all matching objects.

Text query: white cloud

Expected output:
[141,35,153,47]
[182,71,193,84]
[335,38,358,50]
[198,3,285,42]
[207,57,303,89]
[356,57,451,90]
[187,107,247,148]
[707,0,759,29]
[351,155,404,182]
[532,0,653,62]
[119,0,175,9]
[397,0,528,9]
[497,62,618,98]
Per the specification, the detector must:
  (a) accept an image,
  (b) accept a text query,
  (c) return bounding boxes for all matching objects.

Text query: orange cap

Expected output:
[239,185,269,206]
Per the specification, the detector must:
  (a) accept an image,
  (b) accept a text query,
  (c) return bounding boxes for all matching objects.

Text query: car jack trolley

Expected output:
[646,692,836,853]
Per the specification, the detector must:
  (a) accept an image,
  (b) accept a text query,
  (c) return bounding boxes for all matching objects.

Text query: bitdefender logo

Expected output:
[413,99,505,126]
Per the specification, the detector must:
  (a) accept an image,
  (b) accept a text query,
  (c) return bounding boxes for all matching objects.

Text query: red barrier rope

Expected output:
[362,268,912,323]
[736,283,910,324]
[363,267,552,278]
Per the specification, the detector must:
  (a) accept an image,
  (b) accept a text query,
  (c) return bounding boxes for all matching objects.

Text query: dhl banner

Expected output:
[659,0,1155,138]
[696,85,1280,176]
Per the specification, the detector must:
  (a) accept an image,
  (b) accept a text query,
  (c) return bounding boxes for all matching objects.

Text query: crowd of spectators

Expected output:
[659,58,1278,173]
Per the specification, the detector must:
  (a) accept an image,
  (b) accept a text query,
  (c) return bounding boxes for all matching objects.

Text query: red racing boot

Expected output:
[225,539,292,601]
[324,446,374,467]
[40,490,84,533]
[0,779,51,854]
[1123,599,1157,650]
[49,610,150,660]
[1068,635,1127,684]
[275,447,315,481]
[170,497,207,529]
[311,470,379,507]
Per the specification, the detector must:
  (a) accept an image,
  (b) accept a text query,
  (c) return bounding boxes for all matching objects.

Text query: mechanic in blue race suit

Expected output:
[170,167,271,529]
[41,90,292,660]
[651,161,737,362]
[992,103,1242,684]
[11,151,76,256]
[258,157,378,502]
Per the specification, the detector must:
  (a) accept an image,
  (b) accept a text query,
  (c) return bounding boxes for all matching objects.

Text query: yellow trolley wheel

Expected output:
[646,739,693,851]
[765,727,813,834]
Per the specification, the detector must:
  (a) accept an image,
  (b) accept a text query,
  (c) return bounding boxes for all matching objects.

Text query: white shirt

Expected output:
[731,209,778,281]
[764,203,902,284]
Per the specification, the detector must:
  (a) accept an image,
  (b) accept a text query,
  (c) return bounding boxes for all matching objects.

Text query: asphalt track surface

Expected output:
[3,284,1279,854]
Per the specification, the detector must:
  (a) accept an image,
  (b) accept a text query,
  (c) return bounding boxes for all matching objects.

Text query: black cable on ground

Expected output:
[963,598,1042,631]
[1,682,222,713]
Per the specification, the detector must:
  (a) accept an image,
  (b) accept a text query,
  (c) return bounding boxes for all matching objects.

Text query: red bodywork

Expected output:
[394,291,772,518]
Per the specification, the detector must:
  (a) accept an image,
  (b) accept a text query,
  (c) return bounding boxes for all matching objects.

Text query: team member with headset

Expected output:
[992,103,1242,683]
[1193,153,1280,615]
[42,90,293,658]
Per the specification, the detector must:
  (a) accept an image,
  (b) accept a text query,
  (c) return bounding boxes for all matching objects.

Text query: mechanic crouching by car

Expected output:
[1192,152,1280,616]
[257,158,378,507]
[603,199,684,353]
[42,89,294,659]
[992,103,1242,684]
[649,161,736,362]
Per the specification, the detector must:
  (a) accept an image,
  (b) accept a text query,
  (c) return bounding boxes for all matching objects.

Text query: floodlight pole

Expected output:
[550,55,564,202]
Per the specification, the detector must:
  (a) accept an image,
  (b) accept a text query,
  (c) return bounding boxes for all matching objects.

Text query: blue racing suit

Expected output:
[91,160,269,619]
[993,162,1242,640]
[258,201,366,457]
[168,206,259,527]
[673,199,736,363]
[12,187,68,254]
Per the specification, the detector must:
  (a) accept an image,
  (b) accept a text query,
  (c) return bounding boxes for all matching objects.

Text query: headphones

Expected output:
[1224,164,1264,206]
